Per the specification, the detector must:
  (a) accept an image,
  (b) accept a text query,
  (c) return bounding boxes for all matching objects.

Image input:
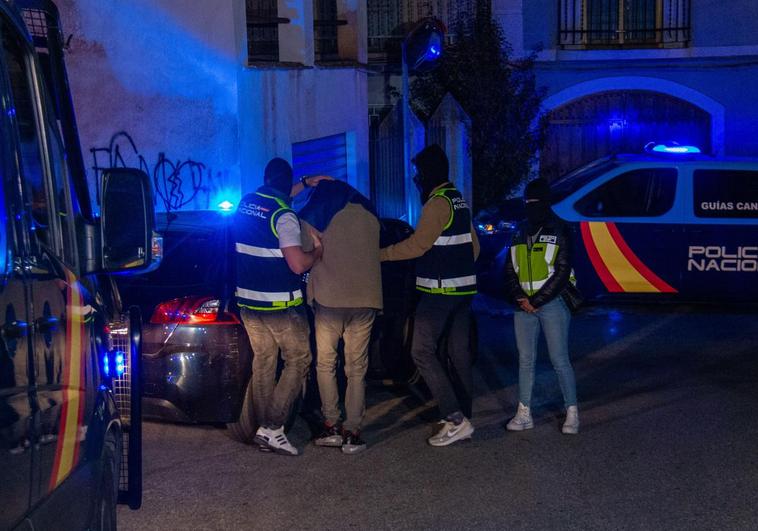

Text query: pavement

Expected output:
[119,299,758,530]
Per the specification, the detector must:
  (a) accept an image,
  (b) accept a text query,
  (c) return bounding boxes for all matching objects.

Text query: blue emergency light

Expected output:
[647,142,701,154]
[217,200,235,212]
[115,352,125,377]
[103,354,110,376]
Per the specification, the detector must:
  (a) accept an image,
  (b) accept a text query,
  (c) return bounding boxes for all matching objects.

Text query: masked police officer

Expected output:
[234,158,323,456]
[380,144,480,446]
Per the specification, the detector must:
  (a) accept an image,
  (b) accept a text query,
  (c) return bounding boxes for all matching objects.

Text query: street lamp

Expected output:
[401,18,445,225]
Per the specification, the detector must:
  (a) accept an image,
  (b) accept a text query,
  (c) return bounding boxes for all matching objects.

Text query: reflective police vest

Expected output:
[234,189,303,311]
[415,186,477,295]
[509,232,559,296]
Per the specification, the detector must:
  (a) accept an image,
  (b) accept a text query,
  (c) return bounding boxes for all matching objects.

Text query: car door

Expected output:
[0,15,39,529]
[558,165,683,298]
[683,166,758,301]
[0,16,92,527]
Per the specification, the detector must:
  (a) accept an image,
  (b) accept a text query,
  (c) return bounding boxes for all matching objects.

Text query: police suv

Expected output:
[478,143,758,301]
[1,1,155,529]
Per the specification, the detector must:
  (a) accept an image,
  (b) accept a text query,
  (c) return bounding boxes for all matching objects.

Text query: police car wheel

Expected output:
[93,431,119,531]
[227,377,257,443]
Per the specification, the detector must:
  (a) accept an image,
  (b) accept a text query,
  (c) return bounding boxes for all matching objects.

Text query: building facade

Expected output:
[58,0,369,212]
[494,0,758,180]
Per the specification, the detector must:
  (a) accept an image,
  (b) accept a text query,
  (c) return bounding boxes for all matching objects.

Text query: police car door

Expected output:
[1,16,93,527]
[684,167,758,300]
[563,166,683,297]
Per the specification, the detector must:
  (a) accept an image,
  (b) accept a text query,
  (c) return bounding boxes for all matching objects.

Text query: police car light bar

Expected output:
[646,142,701,154]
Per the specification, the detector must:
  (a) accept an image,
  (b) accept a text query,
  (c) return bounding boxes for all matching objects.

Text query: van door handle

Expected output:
[2,320,29,338]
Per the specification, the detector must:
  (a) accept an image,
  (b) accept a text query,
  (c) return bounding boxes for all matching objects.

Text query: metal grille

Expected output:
[368,0,477,57]
[314,0,343,62]
[559,0,691,48]
[108,318,131,492]
[247,0,281,62]
[21,8,49,38]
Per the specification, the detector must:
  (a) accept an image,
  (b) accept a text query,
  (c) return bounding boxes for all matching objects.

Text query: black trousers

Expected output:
[411,293,474,419]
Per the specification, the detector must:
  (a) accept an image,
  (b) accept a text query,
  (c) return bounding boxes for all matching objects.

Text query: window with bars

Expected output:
[367,0,478,58]
[314,0,346,62]
[246,0,288,62]
[559,0,691,48]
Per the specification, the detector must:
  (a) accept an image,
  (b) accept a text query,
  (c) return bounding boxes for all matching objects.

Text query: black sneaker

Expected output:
[314,422,343,447]
[341,431,367,455]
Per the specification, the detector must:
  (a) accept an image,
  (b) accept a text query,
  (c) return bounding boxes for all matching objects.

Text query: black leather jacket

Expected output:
[504,216,573,309]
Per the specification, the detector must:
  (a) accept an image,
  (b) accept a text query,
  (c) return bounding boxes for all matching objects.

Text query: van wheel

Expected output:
[92,431,119,531]
[227,376,303,444]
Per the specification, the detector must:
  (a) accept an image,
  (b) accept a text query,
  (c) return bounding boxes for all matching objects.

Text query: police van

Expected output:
[1,1,156,529]
[478,143,758,302]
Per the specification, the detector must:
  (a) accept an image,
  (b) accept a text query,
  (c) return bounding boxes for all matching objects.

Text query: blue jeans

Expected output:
[513,296,577,408]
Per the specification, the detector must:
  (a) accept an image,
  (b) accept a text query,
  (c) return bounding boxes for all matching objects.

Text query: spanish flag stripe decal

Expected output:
[605,222,677,293]
[49,269,86,491]
[580,221,623,292]
[581,221,678,294]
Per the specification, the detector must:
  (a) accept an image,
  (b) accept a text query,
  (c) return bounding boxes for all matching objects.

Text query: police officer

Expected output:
[234,158,323,456]
[380,144,480,446]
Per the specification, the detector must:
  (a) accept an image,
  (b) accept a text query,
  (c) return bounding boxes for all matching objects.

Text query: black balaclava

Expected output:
[412,144,449,203]
[263,157,293,197]
[524,178,552,232]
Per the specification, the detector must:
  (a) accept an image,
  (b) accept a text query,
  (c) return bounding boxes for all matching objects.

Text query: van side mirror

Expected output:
[101,168,155,272]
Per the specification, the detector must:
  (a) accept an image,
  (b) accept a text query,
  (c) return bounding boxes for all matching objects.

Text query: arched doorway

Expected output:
[540,90,712,181]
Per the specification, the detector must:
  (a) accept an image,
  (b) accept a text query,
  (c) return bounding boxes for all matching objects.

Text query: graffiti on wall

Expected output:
[90,131,229,212]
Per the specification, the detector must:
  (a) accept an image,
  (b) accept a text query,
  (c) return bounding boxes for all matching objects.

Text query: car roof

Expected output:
[156,210,230,233]
[610,153,758,165]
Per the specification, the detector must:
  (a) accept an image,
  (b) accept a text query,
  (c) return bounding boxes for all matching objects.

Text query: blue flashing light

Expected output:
[115,352,125,377]
[648,142,701,154]
[103,354,110,377]
[217,200,234,212]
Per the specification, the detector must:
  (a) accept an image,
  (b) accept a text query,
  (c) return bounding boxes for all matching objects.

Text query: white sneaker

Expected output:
[506,402,534,431]
[562,405,579,435]
[254,426,299,456]
[428,418,474,447]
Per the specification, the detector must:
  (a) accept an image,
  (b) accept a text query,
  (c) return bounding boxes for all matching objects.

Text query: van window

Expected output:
[2,24,54,248]
[693,170,758,218]
[574,168,677,217]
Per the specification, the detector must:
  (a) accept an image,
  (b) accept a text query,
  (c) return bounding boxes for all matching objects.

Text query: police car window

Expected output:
[2,25,56,250]
[694,170,758,218]
[574,168,677,217]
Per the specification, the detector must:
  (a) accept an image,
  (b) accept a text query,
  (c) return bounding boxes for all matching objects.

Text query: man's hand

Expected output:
[517,298,538,313]
[309,229,323,262]
[305,174,334,187]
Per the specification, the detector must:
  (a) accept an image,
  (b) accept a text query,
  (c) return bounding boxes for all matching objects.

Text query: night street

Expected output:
[119,300,758,530]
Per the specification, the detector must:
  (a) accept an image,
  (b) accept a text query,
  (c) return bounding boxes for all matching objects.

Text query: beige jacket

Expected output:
[302,203,383,310]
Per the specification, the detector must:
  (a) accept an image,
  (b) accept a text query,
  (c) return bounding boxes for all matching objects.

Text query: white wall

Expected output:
[57,0,369,211]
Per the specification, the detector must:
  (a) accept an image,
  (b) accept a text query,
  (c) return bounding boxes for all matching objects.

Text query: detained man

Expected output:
[298,180,382,454]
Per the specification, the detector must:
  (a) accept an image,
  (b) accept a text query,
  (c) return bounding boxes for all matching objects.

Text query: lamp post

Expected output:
[401,18,445,225]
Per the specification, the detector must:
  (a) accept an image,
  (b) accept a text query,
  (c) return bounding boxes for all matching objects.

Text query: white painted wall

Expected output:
[57,0,369,211]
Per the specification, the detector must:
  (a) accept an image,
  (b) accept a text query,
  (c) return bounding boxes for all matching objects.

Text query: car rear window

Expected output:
[693,169,758,218]
[574,168,677,218]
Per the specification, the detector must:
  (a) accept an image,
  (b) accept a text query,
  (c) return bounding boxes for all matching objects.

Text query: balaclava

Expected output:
[263,158,293,197]
[524,178,552,231]
[412,144,449,203]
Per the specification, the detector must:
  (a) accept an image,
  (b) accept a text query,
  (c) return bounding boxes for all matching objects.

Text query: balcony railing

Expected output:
[368,0,478,60]
[559,0,691,49]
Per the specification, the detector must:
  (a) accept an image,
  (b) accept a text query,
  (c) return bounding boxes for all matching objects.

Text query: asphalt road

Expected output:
[119,299,758,530]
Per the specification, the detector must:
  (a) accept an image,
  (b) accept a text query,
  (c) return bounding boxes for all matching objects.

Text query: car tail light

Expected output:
[149,296,240,325]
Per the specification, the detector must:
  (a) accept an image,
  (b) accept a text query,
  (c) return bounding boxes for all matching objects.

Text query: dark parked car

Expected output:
[116,210,418,443]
